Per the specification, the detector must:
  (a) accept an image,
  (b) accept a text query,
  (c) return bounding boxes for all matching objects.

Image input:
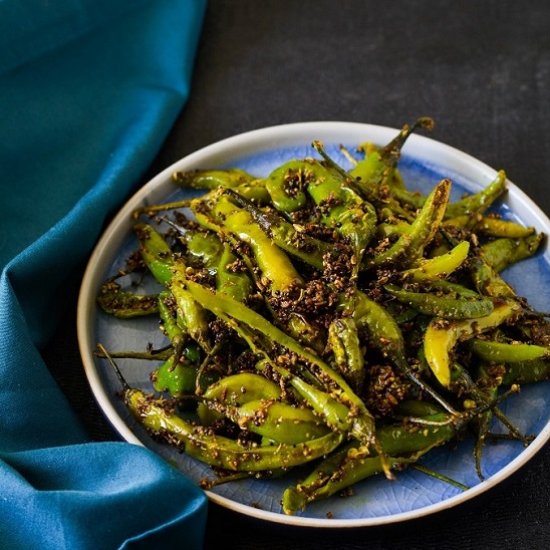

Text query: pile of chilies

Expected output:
[97,118,550,515]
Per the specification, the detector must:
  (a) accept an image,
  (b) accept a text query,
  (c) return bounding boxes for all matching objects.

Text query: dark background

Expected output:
[44,1,550,548]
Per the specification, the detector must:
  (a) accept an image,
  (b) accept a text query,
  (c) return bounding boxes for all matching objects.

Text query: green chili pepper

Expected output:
[250,353,357,436]
[286,314,324,353]
[474,216,535,238]
[288,376,353,433]
[155,291,199,396]
[224,189,330,270]
[385,284,494,319]
[156,298,210,393]
[345,291,406,363]
[135,224,229,347]
[173,168,255,189]
[169,221,253,302]
[127,388,344,472]
[282,411,456,515]
[170,265,211,351]
[391,170,505,221]
[427,280,481,298]
[97,280,158,318]
[134,223,174,286]
[265,160,311,212]
[104,347,344,472]
[424,300,522,387]
[185,282,358,403]
[173,168,270,203]
[445,171,507,219]
[307,144,377,270]
[283,455,399,515]
[211,310,340,429]
[480,233,543,273]
[402,241,470,281]
[377,414,457,454]
[216,242,252,302]
[376,221,411,239]
[370,179,451,267]
[208,195,302,292]
[471,338,549,363]
[186,232,223,272]
[445,215,535,238]
[502,358,550,385]
[203,398,330,444]
[394,400,443,417]
[328,317,365,391]
[468,254,516,298]
[197,372,282,425]
[158,291,184,342]
[390,186,426,209]
[350,118,434,193]
[438,229,517,299]
[152,353,202,397]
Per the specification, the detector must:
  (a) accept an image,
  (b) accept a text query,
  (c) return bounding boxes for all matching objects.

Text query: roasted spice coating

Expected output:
[97,118,550,517]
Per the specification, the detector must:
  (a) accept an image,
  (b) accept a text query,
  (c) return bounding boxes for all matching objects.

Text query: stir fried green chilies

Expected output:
[96,118,550,516]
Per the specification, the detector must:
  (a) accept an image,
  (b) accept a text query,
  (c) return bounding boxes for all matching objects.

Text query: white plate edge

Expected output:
[76,121,550,528]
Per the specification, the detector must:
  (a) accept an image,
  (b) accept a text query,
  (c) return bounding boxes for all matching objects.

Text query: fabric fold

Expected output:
[1,443,207,549]
[0,1,209,548]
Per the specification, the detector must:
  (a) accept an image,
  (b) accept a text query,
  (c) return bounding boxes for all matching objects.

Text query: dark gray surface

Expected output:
[43,1,550,547]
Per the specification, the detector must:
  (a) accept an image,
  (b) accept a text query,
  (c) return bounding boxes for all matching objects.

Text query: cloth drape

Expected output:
[0,1,209,548]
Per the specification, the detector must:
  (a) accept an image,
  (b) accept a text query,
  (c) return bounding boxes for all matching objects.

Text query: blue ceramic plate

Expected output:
[78,122,550,527]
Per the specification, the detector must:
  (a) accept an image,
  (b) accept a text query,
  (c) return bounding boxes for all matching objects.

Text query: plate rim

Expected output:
[77,120,550,528]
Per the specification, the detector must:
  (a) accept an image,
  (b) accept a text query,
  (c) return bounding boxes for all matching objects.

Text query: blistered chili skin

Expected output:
[97,280,159,318]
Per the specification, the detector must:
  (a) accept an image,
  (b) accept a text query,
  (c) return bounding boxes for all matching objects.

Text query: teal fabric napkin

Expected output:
[0,1,208,548]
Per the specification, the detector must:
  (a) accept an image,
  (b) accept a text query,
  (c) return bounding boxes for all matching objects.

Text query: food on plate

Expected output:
[96,118,549,515]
